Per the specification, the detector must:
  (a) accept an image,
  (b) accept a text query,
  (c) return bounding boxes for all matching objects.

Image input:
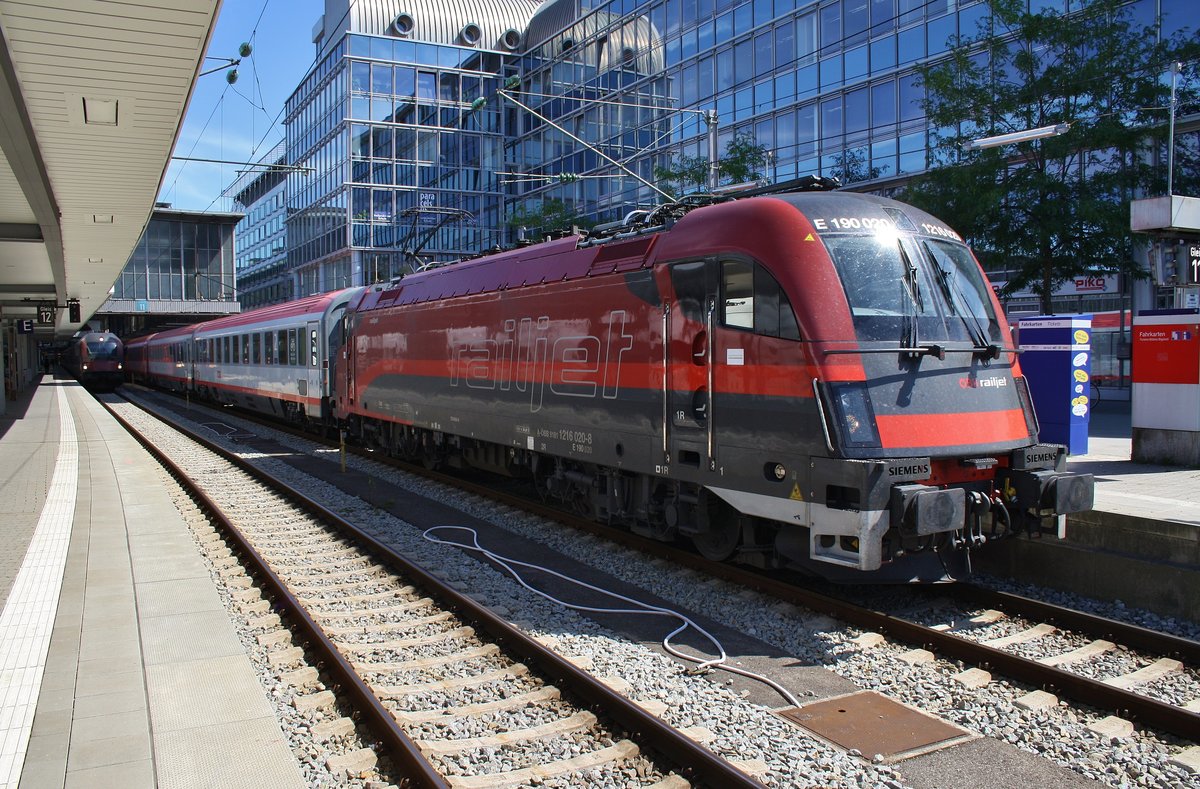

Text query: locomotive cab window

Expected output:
[825,232,1003,345]
[720,259,802,340]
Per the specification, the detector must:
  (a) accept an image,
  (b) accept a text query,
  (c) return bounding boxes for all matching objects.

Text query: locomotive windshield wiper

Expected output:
[898,239,922,353]
[922,241,1000,359]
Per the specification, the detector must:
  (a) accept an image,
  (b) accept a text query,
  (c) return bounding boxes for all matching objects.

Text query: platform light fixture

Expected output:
[963,123,1071,151]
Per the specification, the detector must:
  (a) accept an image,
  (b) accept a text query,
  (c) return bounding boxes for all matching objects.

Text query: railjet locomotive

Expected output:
[335,189,1092,582]
[128,188,1093,582]
[63,331,124,391]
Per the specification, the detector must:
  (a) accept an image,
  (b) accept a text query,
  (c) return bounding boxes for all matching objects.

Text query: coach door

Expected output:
[299,321,318,414]
[666,259,717,472]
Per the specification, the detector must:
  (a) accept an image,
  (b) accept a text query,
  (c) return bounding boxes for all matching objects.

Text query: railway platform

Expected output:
[0,376,305,789]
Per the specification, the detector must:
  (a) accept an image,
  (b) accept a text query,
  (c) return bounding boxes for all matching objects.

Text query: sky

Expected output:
[157,0,324,212]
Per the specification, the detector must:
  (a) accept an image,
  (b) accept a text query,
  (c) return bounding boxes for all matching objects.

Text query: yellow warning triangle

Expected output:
[790,482,804,501]
[804,233,815,241]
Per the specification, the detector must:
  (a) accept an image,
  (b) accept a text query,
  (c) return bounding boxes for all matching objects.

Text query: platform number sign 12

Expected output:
[1189,244,1200,284]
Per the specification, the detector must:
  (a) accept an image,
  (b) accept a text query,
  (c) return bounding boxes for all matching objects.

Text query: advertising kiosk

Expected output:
[1132,309,1200,466]
[1017,315,1092,455]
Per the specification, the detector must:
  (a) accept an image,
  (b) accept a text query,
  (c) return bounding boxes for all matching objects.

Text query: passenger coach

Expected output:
[191,288,363,422]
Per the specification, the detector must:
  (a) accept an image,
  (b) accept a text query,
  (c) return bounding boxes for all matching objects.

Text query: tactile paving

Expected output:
[0,385,77,789]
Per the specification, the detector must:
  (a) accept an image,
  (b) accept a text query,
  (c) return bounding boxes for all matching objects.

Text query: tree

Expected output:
[505,198,594,239]
[903,0,1200,314]
[654,132,769,197]
[830,148,886,185]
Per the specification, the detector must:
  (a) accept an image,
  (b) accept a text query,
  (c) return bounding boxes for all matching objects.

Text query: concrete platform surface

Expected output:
[0,377,305,789]
[1068,400,1200,528]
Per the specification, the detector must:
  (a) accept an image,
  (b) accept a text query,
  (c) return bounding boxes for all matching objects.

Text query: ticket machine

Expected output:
[1017,316,1092,455]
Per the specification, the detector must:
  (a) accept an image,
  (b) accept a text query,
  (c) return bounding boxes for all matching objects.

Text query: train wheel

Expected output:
[691,492,742,562]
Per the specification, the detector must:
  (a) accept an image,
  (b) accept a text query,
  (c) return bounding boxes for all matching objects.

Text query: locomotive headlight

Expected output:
[81,364,88,370]
[827,382,881,449]
[773,464,787,480]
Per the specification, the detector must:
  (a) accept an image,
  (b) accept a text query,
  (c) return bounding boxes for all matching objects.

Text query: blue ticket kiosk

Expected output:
[1017,315,1092,455]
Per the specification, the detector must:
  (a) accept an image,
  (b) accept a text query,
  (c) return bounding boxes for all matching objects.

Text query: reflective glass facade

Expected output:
[511,0,1194,223]
[285,32,512,290]
[114,211,237,302]
[283,0,1195,273]
[231,142,291,309]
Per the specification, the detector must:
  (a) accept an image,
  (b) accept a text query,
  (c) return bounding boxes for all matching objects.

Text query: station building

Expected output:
[95,208,242,337]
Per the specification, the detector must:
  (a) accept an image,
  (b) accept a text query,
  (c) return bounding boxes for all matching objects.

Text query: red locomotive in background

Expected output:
[127,188,1093,582]
[63,330,124,392]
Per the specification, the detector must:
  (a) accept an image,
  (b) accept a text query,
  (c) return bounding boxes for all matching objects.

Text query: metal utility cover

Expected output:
[777,691,974,762]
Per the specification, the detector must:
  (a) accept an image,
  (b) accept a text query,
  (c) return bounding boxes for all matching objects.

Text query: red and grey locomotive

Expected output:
[335,189,1092,582]
[126,188,1093,582]
[63,330,124,392]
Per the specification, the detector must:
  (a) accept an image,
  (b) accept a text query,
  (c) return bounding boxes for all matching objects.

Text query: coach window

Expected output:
[242,334,251,364]
[264,335,273,365]
[252,332,262,365]
[277,330,288,365]
[288,329,299,366]
[721,259,802,340]
[225,336,232,364]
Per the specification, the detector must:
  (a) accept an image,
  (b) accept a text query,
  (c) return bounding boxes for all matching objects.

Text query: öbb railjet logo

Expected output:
[959,373,1008,389]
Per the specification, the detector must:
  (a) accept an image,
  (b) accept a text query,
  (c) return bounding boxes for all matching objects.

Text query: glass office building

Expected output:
[112,209,238,302]
[511,0,1195,223]
[284,0,1195,263]
[230,142,292,309]
[284,0,539,294]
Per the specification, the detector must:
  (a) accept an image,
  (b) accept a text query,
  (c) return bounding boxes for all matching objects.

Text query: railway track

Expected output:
[120,387,1200,773]
[104,395,766,789]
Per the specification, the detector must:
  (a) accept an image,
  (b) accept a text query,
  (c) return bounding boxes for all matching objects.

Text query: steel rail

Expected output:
[112,394,764,789]
[950,583,1200,664]
[103,399,450,789]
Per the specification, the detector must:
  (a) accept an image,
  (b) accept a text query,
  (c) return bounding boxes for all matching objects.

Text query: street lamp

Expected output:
[963,122,1071,151]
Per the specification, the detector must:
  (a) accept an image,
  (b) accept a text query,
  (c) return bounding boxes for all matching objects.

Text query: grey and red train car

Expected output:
[63,331,124,391]
[129,190,1094,582]
[125,290,358,421]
